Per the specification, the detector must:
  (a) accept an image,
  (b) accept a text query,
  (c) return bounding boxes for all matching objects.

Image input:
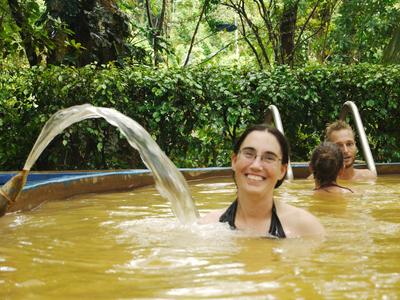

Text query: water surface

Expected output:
[1,175,399,299]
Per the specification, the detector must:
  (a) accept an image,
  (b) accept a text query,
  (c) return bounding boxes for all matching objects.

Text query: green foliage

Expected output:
[41,0,139,66]
[3,1,400,68]
[0,63,399,170]
[329,0,400,64]
[0,0,50,66]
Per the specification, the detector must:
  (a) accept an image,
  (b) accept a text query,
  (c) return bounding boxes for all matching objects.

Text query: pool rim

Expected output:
[2,162,400,214]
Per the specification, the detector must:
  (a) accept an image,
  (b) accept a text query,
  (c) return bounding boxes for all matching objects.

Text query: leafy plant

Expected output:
[1,63,399,170]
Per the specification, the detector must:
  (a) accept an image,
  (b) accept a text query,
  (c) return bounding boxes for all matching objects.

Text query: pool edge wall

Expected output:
[5,168,233,214]
[3,163,400,214]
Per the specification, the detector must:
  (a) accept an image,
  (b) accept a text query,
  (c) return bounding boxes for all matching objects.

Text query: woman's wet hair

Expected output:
[310,142,343,187]
[233,124,289,188]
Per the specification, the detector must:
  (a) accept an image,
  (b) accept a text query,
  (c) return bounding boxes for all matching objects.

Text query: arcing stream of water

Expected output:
[0,104,199,223]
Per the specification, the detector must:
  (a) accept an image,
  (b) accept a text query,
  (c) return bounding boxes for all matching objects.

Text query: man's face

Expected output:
[328,129,357,168]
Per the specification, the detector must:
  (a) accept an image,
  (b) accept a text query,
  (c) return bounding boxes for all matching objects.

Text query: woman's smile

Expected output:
[246,173,265,181]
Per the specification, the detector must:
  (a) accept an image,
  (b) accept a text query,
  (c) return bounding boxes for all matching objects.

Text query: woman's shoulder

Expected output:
[277,202,315,221]
[276,201,325,237]
[314,185,353,194]
[197,209,225,224]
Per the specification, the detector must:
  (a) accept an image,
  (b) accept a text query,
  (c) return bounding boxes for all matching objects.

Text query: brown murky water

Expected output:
[1,175,399,299]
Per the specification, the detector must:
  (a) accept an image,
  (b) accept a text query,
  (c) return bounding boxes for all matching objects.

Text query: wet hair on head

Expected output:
[310,142,343,187]
[233,124,289,188]
[325,120,354,142]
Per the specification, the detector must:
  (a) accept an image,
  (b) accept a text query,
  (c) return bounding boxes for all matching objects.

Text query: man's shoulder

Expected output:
[354,168,377,180]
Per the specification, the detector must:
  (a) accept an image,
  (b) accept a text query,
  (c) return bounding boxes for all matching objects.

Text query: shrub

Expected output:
[1,63,399,170]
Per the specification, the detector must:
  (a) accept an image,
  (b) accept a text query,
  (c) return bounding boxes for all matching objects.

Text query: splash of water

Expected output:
[0,104,199,224]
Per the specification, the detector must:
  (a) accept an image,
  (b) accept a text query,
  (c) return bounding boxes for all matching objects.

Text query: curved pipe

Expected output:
[339,101,377,176]
[264,105,294,180]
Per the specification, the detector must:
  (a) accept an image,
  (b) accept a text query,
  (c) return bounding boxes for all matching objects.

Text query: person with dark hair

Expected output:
[310,142,353,194]
[325,120,376,180]
[199,124,325,238]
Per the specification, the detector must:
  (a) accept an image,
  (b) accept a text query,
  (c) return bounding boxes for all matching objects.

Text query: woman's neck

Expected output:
[315,181,353,193]
[315,181,338,190]
[236,189,274,218]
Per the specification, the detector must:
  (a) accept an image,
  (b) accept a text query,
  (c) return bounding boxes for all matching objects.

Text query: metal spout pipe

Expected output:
[0,170,29,216]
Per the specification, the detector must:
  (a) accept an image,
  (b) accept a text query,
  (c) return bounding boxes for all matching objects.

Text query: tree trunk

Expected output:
[279,1,298,65]
[145,0,168,66]
[45,0,129,66]
[183,0,209,67]
[383,26,400,64]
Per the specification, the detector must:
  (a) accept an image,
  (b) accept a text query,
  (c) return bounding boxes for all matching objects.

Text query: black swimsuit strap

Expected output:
[219,199,286,238]
[269,202,286,238]
[219,199,238,229]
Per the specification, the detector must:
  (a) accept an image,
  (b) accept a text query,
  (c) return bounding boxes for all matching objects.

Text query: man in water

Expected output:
[325,120,377,180]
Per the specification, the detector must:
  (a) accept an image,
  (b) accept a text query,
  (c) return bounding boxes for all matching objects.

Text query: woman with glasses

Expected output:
[199,124,325,238]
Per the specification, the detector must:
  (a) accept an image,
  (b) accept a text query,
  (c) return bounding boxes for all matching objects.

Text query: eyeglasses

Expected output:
[239,148,282,164]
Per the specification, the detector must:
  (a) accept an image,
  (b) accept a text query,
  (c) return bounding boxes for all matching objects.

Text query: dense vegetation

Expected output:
[1,63,399,170]
[2,0,400,68]
[1,0,399,170]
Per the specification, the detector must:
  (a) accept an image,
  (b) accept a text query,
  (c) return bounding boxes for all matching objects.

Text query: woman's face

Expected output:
[231,130,287,197]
